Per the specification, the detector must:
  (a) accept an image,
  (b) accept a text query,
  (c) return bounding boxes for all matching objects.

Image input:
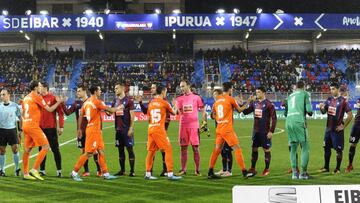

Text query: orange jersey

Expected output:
[81,95,108,130]
[212,95,239,132]
[22,91,47,127]
[147,98,173,134]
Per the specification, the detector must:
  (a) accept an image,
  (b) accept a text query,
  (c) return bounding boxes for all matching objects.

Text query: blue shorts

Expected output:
[324,130,344,151]
[116,129,134,147]
[252,132,272,149]
[349,126,360,144]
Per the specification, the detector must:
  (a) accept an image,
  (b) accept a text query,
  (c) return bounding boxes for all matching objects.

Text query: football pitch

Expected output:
[1,116,360,203]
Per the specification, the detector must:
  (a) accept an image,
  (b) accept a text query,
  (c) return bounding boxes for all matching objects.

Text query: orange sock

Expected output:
[98,154,108,174]
[234,148,246,170]
[74,154,89,172]
[164,147,174,172]
[209,147,222,169]
[23,151,30,175]
[33,148,48,170]
[145,150,156,172]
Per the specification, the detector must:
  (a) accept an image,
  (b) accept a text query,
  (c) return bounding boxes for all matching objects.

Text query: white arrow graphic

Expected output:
[315,13,325,30]
[273,14,283,30]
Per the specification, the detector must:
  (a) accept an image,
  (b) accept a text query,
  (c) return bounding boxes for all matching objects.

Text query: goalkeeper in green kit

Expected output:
[285,81,313,180]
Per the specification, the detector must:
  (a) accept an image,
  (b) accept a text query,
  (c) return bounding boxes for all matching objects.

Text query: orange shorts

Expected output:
[23,126,49,148]
[85,129,104,153]
[215,130,239,147]
[147,130,172,151]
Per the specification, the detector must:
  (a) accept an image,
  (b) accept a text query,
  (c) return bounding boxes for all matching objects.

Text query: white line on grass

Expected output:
[4,125,114,170]
[4,126,284,170]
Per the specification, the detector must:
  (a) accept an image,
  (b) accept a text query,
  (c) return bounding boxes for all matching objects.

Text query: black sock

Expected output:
[53,147,62,171]
[227,150,233,173]
[118,146,125,172]
[208,168,214,175]
[83,159,89,172]
[265,151,271,169]
[349,146,356,165]
[336,150,343,170]
[324,147,331,169]
[39,147,46,171]
[251,150,258,169]
[221,149,227,171]
[161,151,167,172]
[93,153,100,172]
[127,147,135,173]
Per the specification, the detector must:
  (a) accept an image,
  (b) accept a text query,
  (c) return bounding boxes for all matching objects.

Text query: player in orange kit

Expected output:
[208,82,255,179]
[145,85,182,181]
[22,80,65,180]
[70,86,121,181]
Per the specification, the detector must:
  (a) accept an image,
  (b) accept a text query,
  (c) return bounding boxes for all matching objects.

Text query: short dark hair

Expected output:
[180,79,190,85]
[222,82,233,92]
[116,81,126,87]
[29,80,39,91]
[296,81,305,89]
[330,82,339,89]
[89,86,99,95]
[256,86,266,93]
[41,81,49,90]
[77,85,87,91]
[156,85,167,95]
[213,89,223,95]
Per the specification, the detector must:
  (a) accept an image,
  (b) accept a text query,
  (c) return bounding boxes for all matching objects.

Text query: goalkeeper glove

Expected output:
[200,121,210,137]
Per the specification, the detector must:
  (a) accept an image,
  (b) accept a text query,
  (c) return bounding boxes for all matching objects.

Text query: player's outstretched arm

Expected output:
[305,92,313,116]
[235,96,256,113]
[45,96,67,113]
[77,110,84,138]
[319,100,328,114]
[344,111,353,128]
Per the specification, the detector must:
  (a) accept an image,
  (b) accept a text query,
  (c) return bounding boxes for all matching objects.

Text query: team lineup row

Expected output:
[0,80,358,181]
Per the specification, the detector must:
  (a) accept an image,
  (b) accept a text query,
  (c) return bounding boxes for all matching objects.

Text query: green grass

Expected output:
[1,116,360,203]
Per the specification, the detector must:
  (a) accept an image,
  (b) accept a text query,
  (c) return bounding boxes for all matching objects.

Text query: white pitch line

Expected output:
[4,125,114,170]
[4,126,284,170]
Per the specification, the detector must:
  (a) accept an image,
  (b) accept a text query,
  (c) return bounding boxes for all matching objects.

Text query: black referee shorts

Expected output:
[0,128,19,146]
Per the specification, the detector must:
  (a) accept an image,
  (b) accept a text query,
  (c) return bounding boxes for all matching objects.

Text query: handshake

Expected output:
[199,121,210,137]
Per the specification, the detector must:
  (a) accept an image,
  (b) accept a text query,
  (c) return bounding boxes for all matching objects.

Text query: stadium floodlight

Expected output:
[104,8,110,14]
[248,28,253,32]
[39,10,49,15]
[275,9,284,14]
[216,8,225,14]
[256,8,263,14]
[25,10,32,15]
[24,34,30,41]
[323,28,327,32]
[154,8,161,14]
[233,8,240,14]
[99,33,104,40]
[316,32,322,39]
[96,29,100,33]
[172,9,181,14]
[84,9,93,15]
[19,30,23,33]
[245,32,250,39]
[2,10,8,16]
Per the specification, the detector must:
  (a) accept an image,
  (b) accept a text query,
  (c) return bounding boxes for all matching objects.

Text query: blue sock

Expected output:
[0,155,5,171]
[13,152,19,171]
